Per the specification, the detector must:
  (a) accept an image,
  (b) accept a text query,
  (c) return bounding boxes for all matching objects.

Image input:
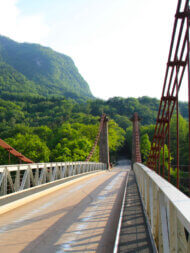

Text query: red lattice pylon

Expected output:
[147,0,190,195]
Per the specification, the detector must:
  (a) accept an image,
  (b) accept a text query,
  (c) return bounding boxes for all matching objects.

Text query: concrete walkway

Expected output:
[118,170,154,252]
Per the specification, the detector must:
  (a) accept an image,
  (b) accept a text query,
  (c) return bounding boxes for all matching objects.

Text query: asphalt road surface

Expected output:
[0,160,130,253]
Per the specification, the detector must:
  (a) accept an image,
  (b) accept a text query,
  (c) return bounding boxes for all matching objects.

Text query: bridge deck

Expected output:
[118,170,154,252]
[0,162,155,252]
[0,164,128,253]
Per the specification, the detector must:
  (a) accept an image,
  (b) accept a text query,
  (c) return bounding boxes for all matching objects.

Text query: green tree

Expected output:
[5,134,50,162]
[170,114,188,166]
[159,144,171,174]
[140,124,155,142]
[51,145,72,162]
[140,134,151,162]
[33,126,53,142]
[126,126,133,157]
[108,120,125,161]
[113,114,132,130]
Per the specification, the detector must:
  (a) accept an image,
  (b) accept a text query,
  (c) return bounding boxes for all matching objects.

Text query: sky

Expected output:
[0,0,188,101]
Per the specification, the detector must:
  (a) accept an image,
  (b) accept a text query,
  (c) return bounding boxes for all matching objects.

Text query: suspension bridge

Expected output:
[0,0,190,252]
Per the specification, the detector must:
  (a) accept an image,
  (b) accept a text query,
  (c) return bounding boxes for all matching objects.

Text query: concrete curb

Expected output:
[0,170,106,216]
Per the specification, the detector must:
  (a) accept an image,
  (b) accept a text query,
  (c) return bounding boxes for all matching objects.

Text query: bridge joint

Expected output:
[175,11,190,19]
[5,148,12,151]
[162,95,177,102]
[15,155,23,158]
[152,146,159,152]
[167,60,186,67]
[154,134,165,139]
[154,137,160,140]
[157,118,169,123]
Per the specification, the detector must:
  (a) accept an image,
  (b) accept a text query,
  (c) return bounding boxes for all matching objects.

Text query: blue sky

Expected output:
[0,0,188,101]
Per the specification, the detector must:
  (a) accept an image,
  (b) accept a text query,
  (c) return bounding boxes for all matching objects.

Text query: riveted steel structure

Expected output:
[99,114,109,168]
[0,139,33,164]
[131,113,142,166]
[86,113,110,169]
[86,113,106,162]
[147,0,190,195]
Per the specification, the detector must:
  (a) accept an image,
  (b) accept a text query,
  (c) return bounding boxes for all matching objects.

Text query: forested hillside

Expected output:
[0,92,189,194]
[0,94,188,164]
[0,35,93,100]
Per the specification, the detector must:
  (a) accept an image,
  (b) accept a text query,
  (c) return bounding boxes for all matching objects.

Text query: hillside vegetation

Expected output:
[0,35,93,100]
[0,94,188,164]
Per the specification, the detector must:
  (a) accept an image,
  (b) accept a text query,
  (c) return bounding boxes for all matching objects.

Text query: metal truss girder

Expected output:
[38,166,47,185]
[29,167,36,187]
[0,162,106,196]
[6,168,15,192]
[52,166,57,180]
[0,171,5,187]
[61,166,66,178]
[20,168,30,191]
[14,168,20,191]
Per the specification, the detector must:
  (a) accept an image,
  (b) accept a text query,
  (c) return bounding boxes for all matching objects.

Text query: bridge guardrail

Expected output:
[134,163,190,253]
[0,162,106,196]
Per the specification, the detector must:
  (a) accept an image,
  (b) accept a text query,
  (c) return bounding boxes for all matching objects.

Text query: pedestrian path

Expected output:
[118,170,155,252]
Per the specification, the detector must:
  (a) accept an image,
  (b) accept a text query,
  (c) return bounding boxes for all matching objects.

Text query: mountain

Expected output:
[0,35,93,99]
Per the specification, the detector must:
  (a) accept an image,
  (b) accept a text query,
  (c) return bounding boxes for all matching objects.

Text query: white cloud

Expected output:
[15,14,49,43]
[0,0,49,44]
[0,0,19,33]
